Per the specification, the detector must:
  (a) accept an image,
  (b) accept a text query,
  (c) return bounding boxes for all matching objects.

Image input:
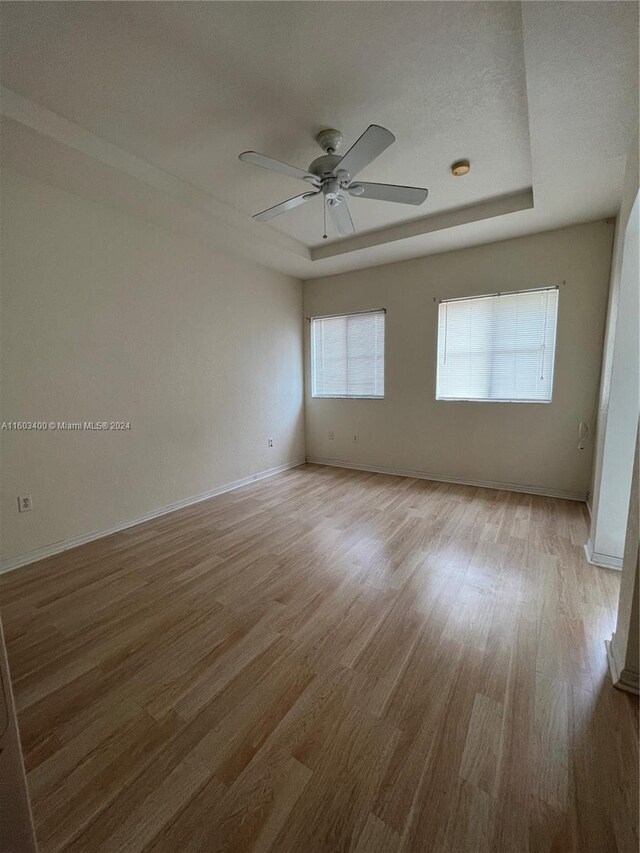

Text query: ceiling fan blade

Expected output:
[348,181,428,205]
[333,125,395,180]
[253,191,319,222]
[328,197,355,237]
[239,151,319,185]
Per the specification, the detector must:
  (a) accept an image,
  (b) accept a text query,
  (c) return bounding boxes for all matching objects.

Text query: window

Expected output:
[436,287,558,402]
[311,310,385,398]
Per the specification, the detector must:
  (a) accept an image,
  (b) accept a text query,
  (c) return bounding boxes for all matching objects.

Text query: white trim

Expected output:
[311,188,534,261]
[0,460,305,575]
[583,539,623,571]
[605,637,640,695]
[605,637,622,685]
[306,457,586,502]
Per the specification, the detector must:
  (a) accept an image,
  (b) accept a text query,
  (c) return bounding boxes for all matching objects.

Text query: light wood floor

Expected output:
[0,464,637,852]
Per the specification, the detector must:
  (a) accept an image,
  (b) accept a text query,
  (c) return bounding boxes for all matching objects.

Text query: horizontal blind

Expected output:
[312,311,385,398]
[436,288,558,402]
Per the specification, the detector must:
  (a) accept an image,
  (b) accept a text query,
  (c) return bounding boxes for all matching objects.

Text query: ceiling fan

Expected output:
[239,125,429,239]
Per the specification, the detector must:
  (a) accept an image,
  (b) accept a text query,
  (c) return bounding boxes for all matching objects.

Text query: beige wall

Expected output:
[304,222,613,499]
[0,169,305,564]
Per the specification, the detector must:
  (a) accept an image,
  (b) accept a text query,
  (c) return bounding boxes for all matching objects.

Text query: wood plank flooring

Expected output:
[0,463,637,852]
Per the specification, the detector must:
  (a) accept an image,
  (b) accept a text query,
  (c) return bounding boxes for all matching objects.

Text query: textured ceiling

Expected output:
[0,1,637,277]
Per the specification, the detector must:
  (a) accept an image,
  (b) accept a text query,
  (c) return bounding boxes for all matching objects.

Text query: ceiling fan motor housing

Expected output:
[309,155,350,203]
[308,154,343,180]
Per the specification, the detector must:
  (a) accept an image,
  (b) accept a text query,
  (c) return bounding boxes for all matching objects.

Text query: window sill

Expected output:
[436,397,552,404]
[311,396,385,400]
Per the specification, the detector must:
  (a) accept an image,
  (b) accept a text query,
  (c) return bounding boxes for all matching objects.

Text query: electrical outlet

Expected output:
[328,431,335,440]
[267,438,273,448]
[18,494,33,513]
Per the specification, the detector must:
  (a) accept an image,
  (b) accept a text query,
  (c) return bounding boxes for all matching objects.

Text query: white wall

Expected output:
[590,194,639,563]
[303,222,613,499]
[609,421,639,692]
[588,129,640,567]
[0,169,305,564]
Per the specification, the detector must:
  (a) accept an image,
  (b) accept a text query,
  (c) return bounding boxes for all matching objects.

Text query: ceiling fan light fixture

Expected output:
[451,159,470,177]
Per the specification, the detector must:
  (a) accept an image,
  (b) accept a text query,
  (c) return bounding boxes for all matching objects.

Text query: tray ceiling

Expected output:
[0,1,637,278]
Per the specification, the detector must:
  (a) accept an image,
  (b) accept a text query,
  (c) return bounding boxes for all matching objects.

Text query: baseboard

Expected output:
[605,637,640,695]
[0,460,306,575]
[306,457,587,502]
[583,540,623,571]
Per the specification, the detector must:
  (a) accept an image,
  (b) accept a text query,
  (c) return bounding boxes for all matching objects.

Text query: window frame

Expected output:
[434,286,559,405]
[310,309,386,400]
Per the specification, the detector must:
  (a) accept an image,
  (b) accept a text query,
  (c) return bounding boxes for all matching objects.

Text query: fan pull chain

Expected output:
[322,195,328,240]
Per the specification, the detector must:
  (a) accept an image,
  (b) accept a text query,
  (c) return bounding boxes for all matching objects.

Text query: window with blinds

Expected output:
[436,287,558,402]
[311,310,385,398]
